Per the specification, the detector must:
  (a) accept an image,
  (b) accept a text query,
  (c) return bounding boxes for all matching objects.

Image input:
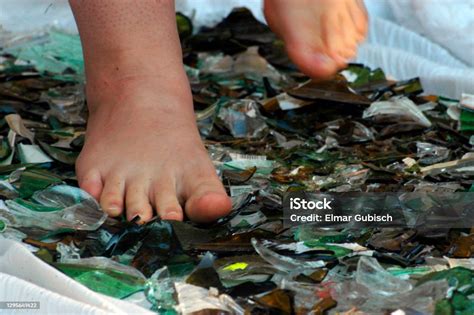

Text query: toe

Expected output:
[125,180,154,223]
[321,13,347,68]
[100,174,126,217]
[341,41,357,61]
[77,169,103,200]
[350,0,369,41]
[341,32,357,63]
[184,178,231,223]
[153,181,183,221]
[286,41,339,78]
[339,14,359,61]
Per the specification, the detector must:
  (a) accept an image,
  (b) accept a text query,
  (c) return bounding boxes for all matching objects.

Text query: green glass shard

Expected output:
[434,299,452,315]
[47,116,63,130]
[176,13,193,39]
[302,241,352,257]
[0,163,33,175]
[167,262,195,278]
[38,141,79,165]
[344,64,386,88]
[392,77,423,96]
[0,219,6,232]
[76,271,142,299]
[55,264,145,299]
[451,291,474,314]
[6,30,84,81]
[145,266,177,312]
[19,168,62,198]
[387,266,435,277]
[417,267,474,294]
[460,109,474,132]
[12,198,61,212]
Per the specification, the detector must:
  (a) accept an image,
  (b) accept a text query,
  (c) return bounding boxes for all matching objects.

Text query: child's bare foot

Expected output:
[264,0,368,78]
[70,0,231,223]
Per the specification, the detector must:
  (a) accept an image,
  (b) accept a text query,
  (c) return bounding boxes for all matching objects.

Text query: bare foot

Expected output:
[76,72,231,223]
[264,0,368,78]
[70,0,231,223]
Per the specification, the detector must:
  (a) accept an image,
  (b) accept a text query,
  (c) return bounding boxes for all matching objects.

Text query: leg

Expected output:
[264,0,368,78]
[70,0,231,223]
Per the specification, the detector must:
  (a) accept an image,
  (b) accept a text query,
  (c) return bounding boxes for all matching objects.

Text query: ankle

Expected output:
[85,57,191,109]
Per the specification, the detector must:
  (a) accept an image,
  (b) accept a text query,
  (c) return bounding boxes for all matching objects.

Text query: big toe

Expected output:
[184,179,232,223]
[286,43,340,79]
[77,169,103,201]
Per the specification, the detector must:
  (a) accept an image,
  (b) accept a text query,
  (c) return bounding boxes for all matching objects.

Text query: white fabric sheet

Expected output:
[0,239,154,315]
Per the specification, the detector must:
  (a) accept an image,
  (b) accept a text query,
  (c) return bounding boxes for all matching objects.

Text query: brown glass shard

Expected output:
[287,79,371,106]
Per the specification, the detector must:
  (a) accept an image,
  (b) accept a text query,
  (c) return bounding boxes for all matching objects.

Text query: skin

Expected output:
[69,0,368,223]
[264,0,368,77]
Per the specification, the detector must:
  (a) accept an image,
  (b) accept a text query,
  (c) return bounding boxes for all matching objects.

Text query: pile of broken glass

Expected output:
[1,8,473,315]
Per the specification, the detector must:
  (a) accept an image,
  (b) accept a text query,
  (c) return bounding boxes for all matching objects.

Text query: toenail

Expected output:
[161,209,181,220]
[314,53,332,64]
[106,205,121,213]
[335,54,349,64]
[166,209,179,216]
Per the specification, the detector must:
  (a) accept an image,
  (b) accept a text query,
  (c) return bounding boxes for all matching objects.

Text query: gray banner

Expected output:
[0,301,40,309]
[283,191,474,228]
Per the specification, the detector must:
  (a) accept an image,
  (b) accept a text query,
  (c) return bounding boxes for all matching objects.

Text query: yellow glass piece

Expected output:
[223,262,248,271]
